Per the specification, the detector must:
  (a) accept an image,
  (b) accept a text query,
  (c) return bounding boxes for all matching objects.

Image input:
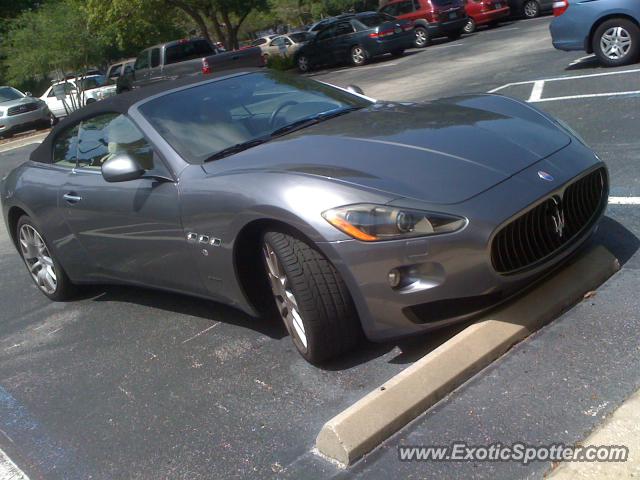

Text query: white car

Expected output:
[41,75,117,119]
[260,32,314,60]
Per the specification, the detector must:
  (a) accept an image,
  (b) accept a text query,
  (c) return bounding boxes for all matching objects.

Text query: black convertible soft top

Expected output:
[31,68,260,164]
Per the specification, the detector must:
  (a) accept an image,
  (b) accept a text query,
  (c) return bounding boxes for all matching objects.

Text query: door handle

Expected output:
[63,193,82,204]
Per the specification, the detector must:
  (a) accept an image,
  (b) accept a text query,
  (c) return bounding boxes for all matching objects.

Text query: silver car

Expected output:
[1,71,608,363]
[0,86,51,138]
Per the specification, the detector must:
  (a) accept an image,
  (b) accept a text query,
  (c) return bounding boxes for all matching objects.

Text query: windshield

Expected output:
[139,71,372,164]
[289,32,313,43]
[0,87,24,103]
[78,76,106,90]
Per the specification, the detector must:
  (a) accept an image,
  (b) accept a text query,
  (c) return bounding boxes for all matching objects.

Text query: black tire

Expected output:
[296,54,311,73]
[391,48,405,57]
[463,19,476,34]
[522,0,540,19]
[592,18,640,67]
[350,45,368,66]
[49,113,59,126]
[262,231,362,363]
[414,26,430,48]
[16,215,76,301]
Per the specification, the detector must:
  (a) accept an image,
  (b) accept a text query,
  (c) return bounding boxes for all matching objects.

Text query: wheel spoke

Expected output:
[19,224,57,294]
[289,309,307,348]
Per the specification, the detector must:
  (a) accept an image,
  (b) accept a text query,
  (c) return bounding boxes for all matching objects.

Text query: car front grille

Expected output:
[491,167,607,275]
[7,103,39,116]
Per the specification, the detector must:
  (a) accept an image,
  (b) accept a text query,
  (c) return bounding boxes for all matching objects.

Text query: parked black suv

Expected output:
[295,12,415,72]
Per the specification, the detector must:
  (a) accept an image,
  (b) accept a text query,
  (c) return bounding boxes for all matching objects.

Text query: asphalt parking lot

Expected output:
[1,16,640,480]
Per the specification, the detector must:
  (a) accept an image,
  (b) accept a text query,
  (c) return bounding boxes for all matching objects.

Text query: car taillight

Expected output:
[369,28,395,38]
[201,58,211,74]
[553,0,569,16]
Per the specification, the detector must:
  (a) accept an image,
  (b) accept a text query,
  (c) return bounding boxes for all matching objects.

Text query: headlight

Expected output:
[322,204,467,241]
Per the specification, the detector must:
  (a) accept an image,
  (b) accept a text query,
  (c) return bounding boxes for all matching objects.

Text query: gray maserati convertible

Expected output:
[1,70,608,363]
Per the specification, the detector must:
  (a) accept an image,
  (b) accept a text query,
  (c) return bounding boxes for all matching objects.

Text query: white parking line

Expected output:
[0,448,29,480]
[488,67,640,93]
[530,90,640,103]
[528,80,545,102]
[609,197,640,205]
[568,54,595,67]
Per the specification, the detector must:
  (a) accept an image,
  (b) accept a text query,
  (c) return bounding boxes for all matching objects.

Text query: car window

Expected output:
[165,40,215,65]
[108,64,123,78]
[252,38,268,46]
[52,125,80,168]
[138,71,372,164]
[124,64,134,75]
[335,21,355,36]
[135,52,149,70]
[316,26,336,41]
[271,37,285,47]
[49,82,76,97]
[380,3,398,16]
[396,0,416,14]
[76,113,157,172]
[0,87,24,102]
[289,32,312,43]
[357,14,393,27]
[150,48,161,68]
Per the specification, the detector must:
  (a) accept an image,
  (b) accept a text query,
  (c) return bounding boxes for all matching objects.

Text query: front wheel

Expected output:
[463,19,476,34]
[16,215,76,301]
[350,45,367,66]
[414,26,430,48]
[262,231,362,363]
[593,19,640,67]
[296,54,311,73]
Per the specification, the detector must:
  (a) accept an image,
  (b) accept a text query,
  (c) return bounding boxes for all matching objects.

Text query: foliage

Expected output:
[3,0,107,84]
[266,54,295,71]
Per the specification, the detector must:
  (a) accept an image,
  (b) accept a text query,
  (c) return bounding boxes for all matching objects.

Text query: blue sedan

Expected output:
[550,0,640,67]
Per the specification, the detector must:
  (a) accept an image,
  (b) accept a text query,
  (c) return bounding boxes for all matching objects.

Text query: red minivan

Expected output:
[380,0,468,48]
[463,0,510,33]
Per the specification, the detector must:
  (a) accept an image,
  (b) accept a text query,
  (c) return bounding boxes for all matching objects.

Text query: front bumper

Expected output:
[427,16,468,37]
[0,105,50,134]
[320,140,607,341]
[472,7,511,26]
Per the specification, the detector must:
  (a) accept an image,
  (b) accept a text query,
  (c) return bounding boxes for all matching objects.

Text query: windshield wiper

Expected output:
[203,137,269,162]
[270,106,362,137]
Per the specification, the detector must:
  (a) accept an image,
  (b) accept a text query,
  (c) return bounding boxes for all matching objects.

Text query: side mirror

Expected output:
[25,91,33,97]
[101,153,145,183]
[346,84,364,96]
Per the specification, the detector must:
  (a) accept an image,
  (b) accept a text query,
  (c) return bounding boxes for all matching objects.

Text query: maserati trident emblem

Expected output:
[550,198,566,238]
[538,171,554,182]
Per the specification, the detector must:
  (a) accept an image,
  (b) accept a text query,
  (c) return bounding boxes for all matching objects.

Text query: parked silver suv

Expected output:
[0,86,51,138]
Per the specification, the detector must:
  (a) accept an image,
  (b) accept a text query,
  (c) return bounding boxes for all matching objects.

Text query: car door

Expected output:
[333,21,358,61]
[312,25,338,65]
[148,47,163,83]
[59,112,203,294]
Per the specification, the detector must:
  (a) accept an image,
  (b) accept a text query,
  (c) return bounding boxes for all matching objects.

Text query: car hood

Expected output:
[203,96,571,205]
[0,97,37,108]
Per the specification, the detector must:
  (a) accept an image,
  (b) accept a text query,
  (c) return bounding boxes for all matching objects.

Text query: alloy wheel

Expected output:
[600,27,632,60]
[262,242,308,350]
[352,46,365,65]
[415,28,428,47]
[523,1,539,18]
[19,224,57,294]
[464,19,476,34]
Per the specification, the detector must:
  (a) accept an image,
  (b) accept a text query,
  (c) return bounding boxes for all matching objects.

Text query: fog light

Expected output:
[388,269,401,288]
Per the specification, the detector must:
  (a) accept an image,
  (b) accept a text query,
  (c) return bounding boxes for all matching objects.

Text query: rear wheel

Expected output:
[414,26,430,48]
[262,231,362,363]
[463,19,476,34]
[16,215,76,301]
[593,19,640,67]
[350,45,367,66]
[522,0,540,19]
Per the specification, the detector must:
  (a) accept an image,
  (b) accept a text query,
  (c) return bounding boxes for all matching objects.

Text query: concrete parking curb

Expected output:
[315,245,620,466]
